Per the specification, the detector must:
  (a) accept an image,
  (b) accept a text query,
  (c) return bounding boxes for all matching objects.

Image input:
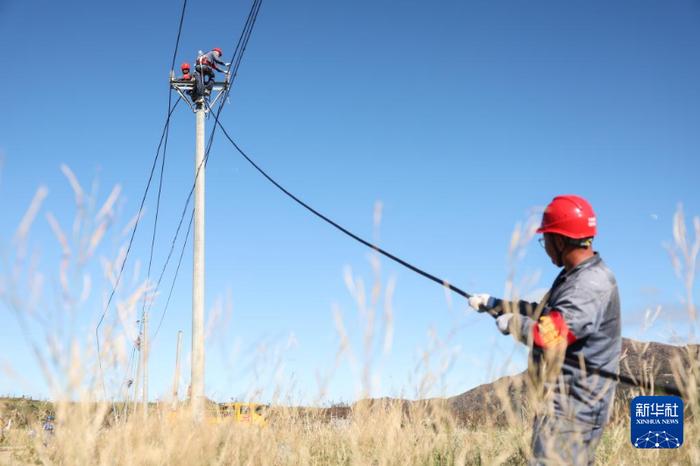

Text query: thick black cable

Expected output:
[211,118,471,300]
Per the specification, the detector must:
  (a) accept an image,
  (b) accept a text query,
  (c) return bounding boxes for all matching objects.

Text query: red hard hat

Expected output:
[213,47,223,55]
[181,62,190,71]
[537,195,597,239]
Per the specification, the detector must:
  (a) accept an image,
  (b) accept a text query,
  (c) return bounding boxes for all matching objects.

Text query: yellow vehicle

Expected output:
[165,402,268,426]
[216,402,267,426]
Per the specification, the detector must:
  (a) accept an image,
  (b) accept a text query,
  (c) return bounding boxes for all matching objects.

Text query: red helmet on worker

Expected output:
[213,47,223,56]
[537,195,596,239]
[181,62,191,72]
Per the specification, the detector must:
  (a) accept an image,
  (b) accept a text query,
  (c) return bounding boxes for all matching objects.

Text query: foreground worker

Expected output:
[469,195,621,466]
[195,47,229,95]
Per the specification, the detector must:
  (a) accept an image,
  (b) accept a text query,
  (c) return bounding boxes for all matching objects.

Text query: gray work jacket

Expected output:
[498,254,622,425]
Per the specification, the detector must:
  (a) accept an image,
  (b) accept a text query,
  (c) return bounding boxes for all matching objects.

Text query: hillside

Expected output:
[446,338,700,426]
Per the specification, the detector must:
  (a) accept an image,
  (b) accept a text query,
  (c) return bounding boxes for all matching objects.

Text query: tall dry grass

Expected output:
[0,170,698,465]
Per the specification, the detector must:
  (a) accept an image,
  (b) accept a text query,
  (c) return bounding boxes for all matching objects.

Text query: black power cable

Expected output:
[210,117,472,300]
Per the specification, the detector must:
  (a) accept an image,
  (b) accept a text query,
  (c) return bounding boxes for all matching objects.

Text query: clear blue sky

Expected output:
[1,0,699,404]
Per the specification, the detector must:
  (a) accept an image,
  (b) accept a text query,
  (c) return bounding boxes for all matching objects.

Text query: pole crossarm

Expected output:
[169,78,230,113]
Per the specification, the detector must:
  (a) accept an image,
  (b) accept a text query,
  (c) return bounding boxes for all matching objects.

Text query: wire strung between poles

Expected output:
[102,0,190,409]
[152,209,193,341]
[98,0,189,409]
[208,114,472,300]
[95,97,182,401]
[146,0,263,348]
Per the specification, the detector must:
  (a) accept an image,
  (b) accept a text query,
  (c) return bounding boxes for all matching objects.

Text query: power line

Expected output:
[152,209,193,341]
[170,0,189,72]
[96,0,189,402]
[128,0,190,406]
[95,97,181,399]
[210,117,472,300]
[229,0,263,84]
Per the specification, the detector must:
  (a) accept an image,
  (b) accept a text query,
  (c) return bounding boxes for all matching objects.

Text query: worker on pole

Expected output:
[195,47,229,97]
[468,195,621,465]
[179,62,202,103]
[180,62,193,81]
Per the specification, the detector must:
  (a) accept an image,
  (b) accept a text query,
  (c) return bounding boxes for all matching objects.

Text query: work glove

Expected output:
[468,293,493,313]
[495,314,513,335]
[225,62,232,67]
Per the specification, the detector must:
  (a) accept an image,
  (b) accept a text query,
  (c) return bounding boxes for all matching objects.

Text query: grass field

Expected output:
[1,176,698,465]
[0,397,698,465]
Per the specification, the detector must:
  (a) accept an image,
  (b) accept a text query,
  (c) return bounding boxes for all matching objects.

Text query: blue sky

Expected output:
[1,0,699,404]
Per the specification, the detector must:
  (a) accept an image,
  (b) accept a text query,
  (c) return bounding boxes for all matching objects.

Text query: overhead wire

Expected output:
[126,0,190,406]
[95,97,181,400]
[96,0,189,403]
[209,116,471,299]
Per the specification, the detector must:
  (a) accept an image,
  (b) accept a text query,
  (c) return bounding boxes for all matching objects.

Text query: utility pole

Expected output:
[132,322,142,417]
[191,96,206,421]
[141,310,149,419]
[172,330,183,408]
[170,67,229,421]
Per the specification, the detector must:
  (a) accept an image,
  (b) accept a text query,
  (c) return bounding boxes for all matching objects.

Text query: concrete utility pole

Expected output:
[133,331,142,416]
[191,97,206,420]
[172,330,183,408]
[141,310,149,419]
[170,68,229,421]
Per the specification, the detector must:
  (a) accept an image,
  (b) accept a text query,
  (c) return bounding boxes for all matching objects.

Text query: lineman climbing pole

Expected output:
[170,68,230,421]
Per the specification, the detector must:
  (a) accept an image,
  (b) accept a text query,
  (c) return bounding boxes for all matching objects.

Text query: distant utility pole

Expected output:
[170,66,229,421]
[172,330,183,408]
[141,310,149,419]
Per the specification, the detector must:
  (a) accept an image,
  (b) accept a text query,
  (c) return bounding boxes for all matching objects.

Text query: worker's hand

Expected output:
[468,293,492,313]
[495,314,513,335]
[225,62,232,67]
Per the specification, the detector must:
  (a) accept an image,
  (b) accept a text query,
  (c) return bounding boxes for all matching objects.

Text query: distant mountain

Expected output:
[446,338,699,427]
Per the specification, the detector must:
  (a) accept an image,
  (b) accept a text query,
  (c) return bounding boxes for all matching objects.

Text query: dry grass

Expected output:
[0,398,698,465]
[0,171,698,465]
